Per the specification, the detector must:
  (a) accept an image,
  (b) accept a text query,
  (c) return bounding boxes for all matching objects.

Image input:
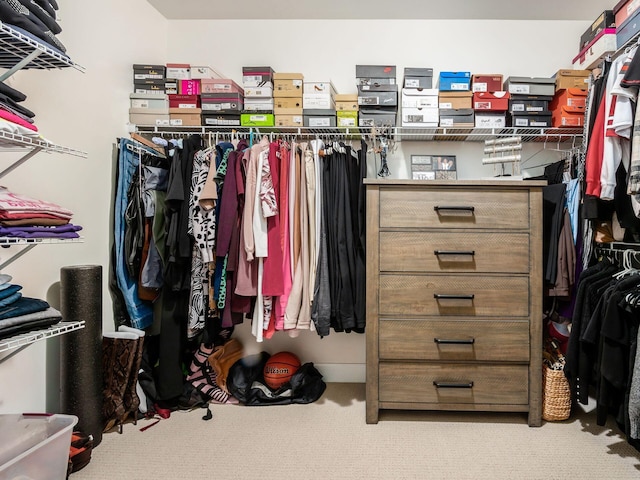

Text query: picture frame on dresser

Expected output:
[411,155,457,180]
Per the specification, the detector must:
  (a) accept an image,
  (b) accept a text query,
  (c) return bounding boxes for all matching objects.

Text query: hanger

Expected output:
[613,249,639,280]
[130,133,166,156]
[231,129,240,149]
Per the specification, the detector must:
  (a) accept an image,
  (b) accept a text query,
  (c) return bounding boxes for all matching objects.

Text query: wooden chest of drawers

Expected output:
[365,180,544,426]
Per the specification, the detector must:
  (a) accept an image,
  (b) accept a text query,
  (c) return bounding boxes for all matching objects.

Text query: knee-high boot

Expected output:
[117,325,146,423]
[102,331,138,432]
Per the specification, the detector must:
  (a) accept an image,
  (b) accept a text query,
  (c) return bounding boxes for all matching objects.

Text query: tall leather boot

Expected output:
[102,331,138,432]
[117,325,146,424]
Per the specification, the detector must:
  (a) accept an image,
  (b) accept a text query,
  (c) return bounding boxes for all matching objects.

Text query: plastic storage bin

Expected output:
[0,414,77,480]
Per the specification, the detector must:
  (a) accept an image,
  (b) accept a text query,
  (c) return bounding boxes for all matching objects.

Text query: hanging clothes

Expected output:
[563,250,640,446]
[111,138,157,330]
[275,141,293,331]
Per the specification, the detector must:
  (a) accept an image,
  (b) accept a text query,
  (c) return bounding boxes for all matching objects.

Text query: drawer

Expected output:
[379,274,529,317]
[379,188,529,229]
[379,319,530,361]
[379,363,529,405]
[379,231,529,273]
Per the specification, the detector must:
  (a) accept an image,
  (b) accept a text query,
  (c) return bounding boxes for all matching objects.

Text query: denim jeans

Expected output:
[115,138,154,329]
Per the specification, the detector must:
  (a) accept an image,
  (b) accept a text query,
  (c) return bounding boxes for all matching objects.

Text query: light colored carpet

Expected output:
[72,383,640,480]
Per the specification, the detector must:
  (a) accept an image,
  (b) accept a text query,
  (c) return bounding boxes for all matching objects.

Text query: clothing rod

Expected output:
[595,242,640,252]
[134,126,368,137]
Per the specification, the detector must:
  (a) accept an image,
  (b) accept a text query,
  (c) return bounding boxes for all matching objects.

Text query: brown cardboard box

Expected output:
[273,73,304,98]
[169,108,202,126]
[335,94,359,111]
[274,107,303,115]
[438,91,472,110]
[555,70,590,90]
[129,108,170,126]
[275,97,303,109]
[275,114,304,127]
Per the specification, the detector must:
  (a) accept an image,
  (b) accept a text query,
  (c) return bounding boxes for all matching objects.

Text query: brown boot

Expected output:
[117,326,146,424]
[102,331,138,432]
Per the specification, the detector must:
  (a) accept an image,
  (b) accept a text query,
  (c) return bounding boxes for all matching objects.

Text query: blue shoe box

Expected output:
[438,72,471,92]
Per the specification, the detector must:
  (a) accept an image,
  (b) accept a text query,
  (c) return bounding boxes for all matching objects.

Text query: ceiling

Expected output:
[147,0,614,21]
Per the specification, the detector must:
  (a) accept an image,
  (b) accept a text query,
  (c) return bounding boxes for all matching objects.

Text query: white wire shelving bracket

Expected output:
[0,321,85,361]
[0,23,88,168]
[0,21,85,81]
[0,23,87,364]
[0,130,88,180]
[0,237,84,270]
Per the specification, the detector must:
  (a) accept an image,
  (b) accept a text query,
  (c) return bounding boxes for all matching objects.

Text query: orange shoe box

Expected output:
[552,105,585,127]
[550,88,588,110]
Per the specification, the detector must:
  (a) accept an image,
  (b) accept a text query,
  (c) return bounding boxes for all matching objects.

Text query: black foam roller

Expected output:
[59,265,103,447]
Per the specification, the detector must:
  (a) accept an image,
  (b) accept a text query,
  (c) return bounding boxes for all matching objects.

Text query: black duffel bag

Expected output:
[227,352,326,406]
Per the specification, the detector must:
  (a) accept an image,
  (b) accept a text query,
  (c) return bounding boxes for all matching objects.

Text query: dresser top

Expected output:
[363,179,548,187]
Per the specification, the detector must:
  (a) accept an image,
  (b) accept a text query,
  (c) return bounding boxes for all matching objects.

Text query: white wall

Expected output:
[0,10,593,414]
[166,18,589,380]
[0,0,167,413]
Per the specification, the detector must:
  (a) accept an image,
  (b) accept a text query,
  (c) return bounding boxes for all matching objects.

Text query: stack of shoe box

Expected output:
[335,94,358,128]
[549,69,590,128]
[130,64,169,126]
[401,67,438,128]
[274,73,304,127]
[201,76,244,127]
[357,65,398,128]
[438,71,472,127]
[165,63,190,94]
[303,81,337,127]
[166,63,202,126]
[241,66,275,127]
[472,74,507,128]
[172,66,209,126]
[504,76,556,128]
[172,65,218,126]
[133,64,166,95]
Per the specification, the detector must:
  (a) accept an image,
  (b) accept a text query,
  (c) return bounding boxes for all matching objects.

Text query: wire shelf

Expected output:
[0,129,87,157]
[0,237,83,246]
[0,22,84,73]
[134,124,583,143]
[0,321,85,354]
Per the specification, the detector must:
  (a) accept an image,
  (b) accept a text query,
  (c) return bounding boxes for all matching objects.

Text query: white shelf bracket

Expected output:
[0,243,36,270]
[0,147,42,179]
[0,48,42,82]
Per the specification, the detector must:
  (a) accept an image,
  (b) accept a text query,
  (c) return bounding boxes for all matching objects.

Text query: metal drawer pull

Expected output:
[434,338,475,345]
[433,381,474,389]
[433,294,475,300]
[433,206,475,213]
[434,250,475,256]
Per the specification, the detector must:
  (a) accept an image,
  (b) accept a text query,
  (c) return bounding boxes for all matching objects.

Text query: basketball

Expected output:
[263,351,301,390]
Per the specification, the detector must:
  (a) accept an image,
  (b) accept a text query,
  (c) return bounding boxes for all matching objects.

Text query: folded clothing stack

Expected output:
[0,0,65,54]
[0,274,62,340]
[0,186,82,237]
[0,80,37,132]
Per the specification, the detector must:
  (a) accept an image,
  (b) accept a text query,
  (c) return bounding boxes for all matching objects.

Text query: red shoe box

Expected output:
[473,91,510,111]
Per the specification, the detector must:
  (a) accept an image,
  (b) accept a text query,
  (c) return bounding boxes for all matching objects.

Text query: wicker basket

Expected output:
[542,364,572,421]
